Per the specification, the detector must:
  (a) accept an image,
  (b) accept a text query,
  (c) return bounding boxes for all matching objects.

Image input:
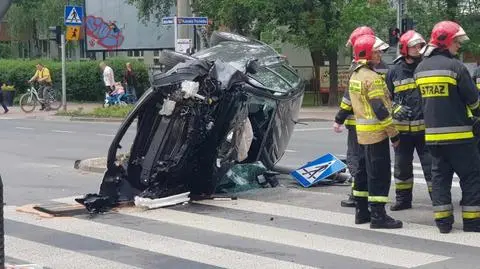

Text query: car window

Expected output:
[249,67,291,93]
[270,65,300,87]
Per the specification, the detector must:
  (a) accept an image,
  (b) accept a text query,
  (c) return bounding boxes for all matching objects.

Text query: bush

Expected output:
[0,57,150,102]
[56,105,134,118]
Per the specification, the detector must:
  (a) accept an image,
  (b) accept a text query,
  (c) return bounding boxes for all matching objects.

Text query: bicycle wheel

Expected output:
[19,92,37,113]
[45,87,62,110]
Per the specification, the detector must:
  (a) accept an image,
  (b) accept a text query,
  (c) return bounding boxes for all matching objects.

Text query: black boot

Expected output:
[355,198,370,224]
[463,218,480,233]
[341,193,356,208]
[370,204,403,229]
[390,190,412,211]
[436,216,454,234]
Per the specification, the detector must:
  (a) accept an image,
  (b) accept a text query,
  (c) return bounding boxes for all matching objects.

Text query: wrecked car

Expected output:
[77,32,305,213]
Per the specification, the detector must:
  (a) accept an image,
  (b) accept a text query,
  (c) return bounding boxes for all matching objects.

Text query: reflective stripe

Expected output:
[477,83,480,90]
[426,126,472,134]
[394,120,425,132]
[393,120,409,126]
[410,120,424,126]
[393,78,415,86]
[410,125,425,132]
[356,117,393,132]
[375,68,388,74]
[395,178,413,184]
[468,100,479,110]
[416,76,457,85]
[368,196,389,203]
[463,212,480,219]
[396,182,413,190]
[394,83,417,93]
[435,211,453,219]
[353,190,368,198]
[342,97,352,106]
[357,119,380,124]
[463,206,480,211]
[434,204,453,211]
[368,89,385,98]
[425,132,473,141]
[345,119,356,126]
[415,70,458,79]
[340,102,352,111]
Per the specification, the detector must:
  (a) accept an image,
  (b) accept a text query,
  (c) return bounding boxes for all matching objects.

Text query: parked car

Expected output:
[77,32,305,213]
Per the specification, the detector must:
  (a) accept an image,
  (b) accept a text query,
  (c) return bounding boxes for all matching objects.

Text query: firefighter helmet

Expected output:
[374,36,389,52]
[429,21,469,49]
[346,26,375,47]
[354,34,376,62]
[399,30,426,56]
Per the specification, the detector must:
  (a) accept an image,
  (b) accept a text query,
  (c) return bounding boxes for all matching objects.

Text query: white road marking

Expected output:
[5,236,140,269]
[15,127,33,130]
[6,206,319,269]
[294,128,331,132]
[52,130,75,134]
[285,149,297,153]
[96,133,115,137]
[119,207,450,268]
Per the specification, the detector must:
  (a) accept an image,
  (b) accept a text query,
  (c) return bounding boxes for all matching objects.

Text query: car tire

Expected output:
[209,31,253,47]
[158,50,196,71]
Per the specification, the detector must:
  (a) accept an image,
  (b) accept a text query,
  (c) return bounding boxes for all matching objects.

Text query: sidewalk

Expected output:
[2,103,338,122]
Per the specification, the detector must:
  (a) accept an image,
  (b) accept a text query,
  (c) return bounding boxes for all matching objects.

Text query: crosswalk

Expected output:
[4,180,480,269]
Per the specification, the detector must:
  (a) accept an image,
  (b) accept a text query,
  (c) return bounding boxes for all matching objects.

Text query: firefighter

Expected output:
[335,27,391,208]
[473,65,480,90]
[385,30,432,211]
[349,34,402,229]
[414,21,480,233]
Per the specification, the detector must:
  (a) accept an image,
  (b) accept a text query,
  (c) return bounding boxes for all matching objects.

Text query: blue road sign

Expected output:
[177,17,209,25]
[65,5,83,26]
[290,153,347,188]
[162,17,174,25]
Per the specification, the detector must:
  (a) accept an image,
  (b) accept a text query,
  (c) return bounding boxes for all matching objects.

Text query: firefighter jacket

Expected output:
[335,61,390,129]
[348,63,399,145]
[386,57,424,134]
[413,50,480,145]
[473,66,480,91]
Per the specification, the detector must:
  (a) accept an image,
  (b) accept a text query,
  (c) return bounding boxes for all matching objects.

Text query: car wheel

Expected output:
[158,50,196,72]
[209,31,253,47]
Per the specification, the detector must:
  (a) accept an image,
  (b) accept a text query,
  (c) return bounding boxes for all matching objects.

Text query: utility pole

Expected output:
[61,33,67,111]
[176,0,191,51]
[396,0,406,56]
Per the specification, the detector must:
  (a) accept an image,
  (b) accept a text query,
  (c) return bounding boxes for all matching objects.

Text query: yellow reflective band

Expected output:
[353,190,368,198]
[468,101,479,110]
[477,83,480,90]
[394,83,417,93]
[410,125,425,132]
[345,119,356,126]
[395,125,410,131]
[379,117,393,127]
[428,186,432,192]
[425,132,474,142]
[340,102,352,111]
[349,80,362,92]
[434,211,453,219]
[467,106,473,118]
[393,106,401,113]
[361,96,373,119]
[463,212,480,219]
[368,89,385,98]
[368,196,389,203]
[416,76,457,85]
[396,182,413,190]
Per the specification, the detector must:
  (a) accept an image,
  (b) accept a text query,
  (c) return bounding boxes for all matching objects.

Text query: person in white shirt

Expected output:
[99,62,115,93]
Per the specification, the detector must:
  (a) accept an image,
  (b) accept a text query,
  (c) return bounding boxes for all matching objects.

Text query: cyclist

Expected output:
[28,63,53,111]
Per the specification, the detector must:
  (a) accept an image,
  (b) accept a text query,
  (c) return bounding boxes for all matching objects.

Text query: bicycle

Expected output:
[19,83,62,113]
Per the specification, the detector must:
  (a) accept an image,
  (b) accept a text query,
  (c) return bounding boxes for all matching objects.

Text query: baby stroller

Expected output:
[103,82,127,107]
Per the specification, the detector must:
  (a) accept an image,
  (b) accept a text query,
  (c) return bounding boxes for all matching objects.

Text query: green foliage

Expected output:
[0,43,13,59]
[126,0,175,25]
[56,105,134,118]
[0,58,150,102]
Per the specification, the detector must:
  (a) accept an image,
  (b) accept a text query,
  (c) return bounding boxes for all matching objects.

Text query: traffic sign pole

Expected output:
[61,33,67,112]
[174,16,178,52]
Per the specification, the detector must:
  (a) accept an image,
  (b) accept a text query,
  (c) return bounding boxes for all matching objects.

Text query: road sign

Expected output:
[177,17,209,25]
[290,153,347,188]
[162,17,174,25]
[66,26,81,41]
[64,5,83,26]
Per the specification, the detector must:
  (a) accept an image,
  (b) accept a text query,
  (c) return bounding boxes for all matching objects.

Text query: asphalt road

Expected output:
[1,118,477,269]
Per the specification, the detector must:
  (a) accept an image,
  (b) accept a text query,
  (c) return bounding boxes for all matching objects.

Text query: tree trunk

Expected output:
[327,49,339,106]
[310,50,325,104]
[446,0,458,20]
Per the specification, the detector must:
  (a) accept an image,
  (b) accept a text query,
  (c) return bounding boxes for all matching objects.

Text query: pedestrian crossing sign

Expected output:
[64,5,83,26]
[291,153,347,188]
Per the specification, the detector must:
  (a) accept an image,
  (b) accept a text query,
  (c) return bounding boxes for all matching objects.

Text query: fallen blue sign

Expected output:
[291,153,347,188]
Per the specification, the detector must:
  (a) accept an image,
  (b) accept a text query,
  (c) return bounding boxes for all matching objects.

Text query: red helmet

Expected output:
[399,30,426,56]
[429,21,469,49]
[346,26,375,47]
[354,35,376,62]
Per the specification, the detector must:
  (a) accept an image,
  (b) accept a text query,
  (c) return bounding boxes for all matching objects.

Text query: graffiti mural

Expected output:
[86,15,125,50]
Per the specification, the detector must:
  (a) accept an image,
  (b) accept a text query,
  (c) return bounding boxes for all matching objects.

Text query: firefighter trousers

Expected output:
[428,142,480,230]
[393,133,432,203]
[353,138,391,205]
[346,127,361,178]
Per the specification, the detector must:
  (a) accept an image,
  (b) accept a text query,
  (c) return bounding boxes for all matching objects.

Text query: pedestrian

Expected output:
[414,21,480,233]
[123,62,138,102]
[0,83,8,114]
[335,26,391,208]
[348,34,402,229]
[385,30,432,211]
[99,62,115,94]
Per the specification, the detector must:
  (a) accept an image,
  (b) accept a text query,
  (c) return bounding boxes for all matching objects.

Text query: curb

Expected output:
[74,157,107,173]
[64,116,330,123]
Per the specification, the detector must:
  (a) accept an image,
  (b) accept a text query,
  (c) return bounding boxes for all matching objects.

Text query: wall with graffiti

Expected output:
[85,0,175,51]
